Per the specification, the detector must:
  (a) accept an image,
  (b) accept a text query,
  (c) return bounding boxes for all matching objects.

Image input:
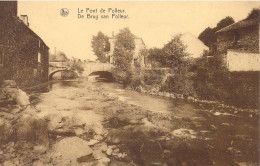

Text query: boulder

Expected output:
[3,161,15,166]
[0,112,14,120]
[52,137,93,165]
[0,119,15,145]
[32,160,44,166]
[1,80,17,88]
[14,89,30,106]
[33,145,47,154]
[16,117,49,147]
[1,87,29,106]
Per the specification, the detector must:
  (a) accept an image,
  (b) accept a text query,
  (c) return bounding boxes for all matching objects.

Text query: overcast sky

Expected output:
[18,1,259,60]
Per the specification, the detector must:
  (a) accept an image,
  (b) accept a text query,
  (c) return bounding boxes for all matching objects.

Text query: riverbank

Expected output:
[129,83,259,117]
[0,78,259,165]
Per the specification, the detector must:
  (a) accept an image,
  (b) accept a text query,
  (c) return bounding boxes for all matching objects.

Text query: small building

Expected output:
[216,18,260,71]
[108,34,147,67]
[0,1,49,87]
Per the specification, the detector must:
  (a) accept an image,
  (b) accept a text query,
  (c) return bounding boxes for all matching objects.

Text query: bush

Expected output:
[192,54,259,108]
[161,72,195,97]
[143,69,167,85]
[70,61,84,74]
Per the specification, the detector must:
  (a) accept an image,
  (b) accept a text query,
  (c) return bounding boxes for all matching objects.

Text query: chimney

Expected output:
[20,15,29,27]
[112,31,114,37]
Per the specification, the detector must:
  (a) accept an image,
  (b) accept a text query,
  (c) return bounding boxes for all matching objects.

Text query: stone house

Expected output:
[0,1,49,87]
[216,18,260,71]
[108,35,147,68]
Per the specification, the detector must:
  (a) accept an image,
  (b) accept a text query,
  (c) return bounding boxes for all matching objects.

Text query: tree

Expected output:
[215,16,235,31]
[112,27,136,86]
[162,34,189,68]
[198,27,216,48]
[70,58,84,74]
[112,27,135,70]
[91,31,110,63]
[114,27,135,52]
[148,47,166,67]
[199,16,234,50]
[245,8,260,20]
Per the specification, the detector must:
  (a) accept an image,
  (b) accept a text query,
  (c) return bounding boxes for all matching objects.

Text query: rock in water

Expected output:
[140,140,164,165]
[32,160,44,166]
[1,80,17,88]
[15,89,30,106]
[33,145,47,154]
[52,137,93,165]
[16,117,49,149]
[1,80,30,106]
[0,119,14,145]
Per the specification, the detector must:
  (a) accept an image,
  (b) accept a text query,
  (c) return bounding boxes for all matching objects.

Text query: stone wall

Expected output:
[217,25,259,53]
[0,16,49,88]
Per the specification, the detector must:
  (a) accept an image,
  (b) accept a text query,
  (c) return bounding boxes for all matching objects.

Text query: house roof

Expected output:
[216,18,259,34]
[180,32,209,59]
[14,16,49,49]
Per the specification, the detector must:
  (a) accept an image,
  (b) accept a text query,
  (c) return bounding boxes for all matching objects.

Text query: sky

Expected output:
[18,1,259,60]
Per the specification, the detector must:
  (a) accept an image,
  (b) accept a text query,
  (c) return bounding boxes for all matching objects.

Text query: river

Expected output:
[26,76,259,166]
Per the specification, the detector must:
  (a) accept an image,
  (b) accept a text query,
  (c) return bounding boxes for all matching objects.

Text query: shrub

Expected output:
[70,61,84,74]
[192,53,259,108]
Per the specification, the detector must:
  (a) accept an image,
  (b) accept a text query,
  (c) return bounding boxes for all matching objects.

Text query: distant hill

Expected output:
[180,32,209,59]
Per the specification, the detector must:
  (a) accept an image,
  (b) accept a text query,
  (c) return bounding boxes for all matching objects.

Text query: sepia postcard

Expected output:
[0,1,259,166]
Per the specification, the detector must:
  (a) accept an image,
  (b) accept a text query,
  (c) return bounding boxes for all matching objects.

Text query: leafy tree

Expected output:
[113,44,134,71]
[199,16,234,51]
[148,47,166,67]
[91,31,110,63]
[114,27,135,51]
[245,8,260,20]
[215,16,235,31]
[198,27,216,48]
[112,27,135,69]
[112,27,136,86]
[162,34,189,68]
[70,58,84,74]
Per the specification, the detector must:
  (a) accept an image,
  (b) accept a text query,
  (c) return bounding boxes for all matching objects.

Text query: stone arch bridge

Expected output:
[48,62,114,80]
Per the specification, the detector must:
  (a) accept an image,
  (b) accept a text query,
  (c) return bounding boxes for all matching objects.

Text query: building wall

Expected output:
[217,25,259,53]
[226,50,260,71]
[0,17,49,88]
[0,1,17,18]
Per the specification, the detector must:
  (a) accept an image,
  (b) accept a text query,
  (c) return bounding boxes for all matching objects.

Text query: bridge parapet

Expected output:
[82,62,114,76]
[49,62,114,79]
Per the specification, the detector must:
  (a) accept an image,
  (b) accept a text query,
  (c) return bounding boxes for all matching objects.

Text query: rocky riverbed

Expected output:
[0,79,259,166]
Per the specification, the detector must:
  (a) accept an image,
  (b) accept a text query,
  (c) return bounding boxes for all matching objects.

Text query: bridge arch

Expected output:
[48,70,78,80]
[88,71,115,82]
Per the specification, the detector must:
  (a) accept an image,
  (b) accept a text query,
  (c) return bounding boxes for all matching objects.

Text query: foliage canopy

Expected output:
[91,31,110,63]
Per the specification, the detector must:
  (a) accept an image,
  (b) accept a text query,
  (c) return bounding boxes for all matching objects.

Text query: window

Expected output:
[39,40,41,48]
[38,52,41,63]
